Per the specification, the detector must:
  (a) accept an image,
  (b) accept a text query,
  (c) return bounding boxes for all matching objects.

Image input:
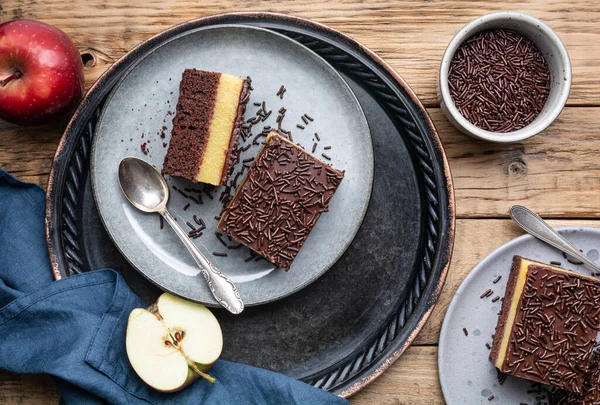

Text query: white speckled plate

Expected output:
[91,25,373,307]
[439,226,600,404]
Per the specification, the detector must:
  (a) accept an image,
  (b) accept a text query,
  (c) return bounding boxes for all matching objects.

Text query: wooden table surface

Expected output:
[2,1,600,403]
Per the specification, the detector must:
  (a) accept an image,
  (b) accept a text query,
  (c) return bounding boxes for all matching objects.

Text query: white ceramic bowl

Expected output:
[438,11,571,143]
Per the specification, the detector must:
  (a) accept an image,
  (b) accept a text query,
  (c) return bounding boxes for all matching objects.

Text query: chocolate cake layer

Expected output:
[217,131,344,271]
[162,69,250,186]
[490,256,600,393]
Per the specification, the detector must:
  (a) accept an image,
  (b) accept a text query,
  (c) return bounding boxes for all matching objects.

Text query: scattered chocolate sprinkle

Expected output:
[567,257,585,265]
[213,252,227,257]
[140,143,149,155]
[314,132,320,141]
[492,296,500,303]
[304,113,314,122]
[550,261,562,266]
[493,275,502,284]
[159,216,164,230]
[253,102,261,106]
[488,395,494,401]
[480,289,493,298]
[486,343,492,350]
[324,146,332,150]
[215,232,228,247]
[321,153,331,161]
[463,328,469,336]
[183,203,190,211]
[296,124,305,130]
[312,143,317,153]
[301,115,309,125]
[227,243,243,250]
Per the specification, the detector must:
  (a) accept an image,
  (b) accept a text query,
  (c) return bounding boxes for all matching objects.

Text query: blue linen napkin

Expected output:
[0,168,350,405]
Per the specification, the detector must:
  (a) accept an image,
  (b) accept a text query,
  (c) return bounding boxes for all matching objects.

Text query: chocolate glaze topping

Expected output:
[492,257,600,393]
[217,132,344,271]
[220,78,251,184]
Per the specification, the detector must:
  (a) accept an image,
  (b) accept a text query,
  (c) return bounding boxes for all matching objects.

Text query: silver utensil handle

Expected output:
[160,209,244,314]
[509,205,600,273]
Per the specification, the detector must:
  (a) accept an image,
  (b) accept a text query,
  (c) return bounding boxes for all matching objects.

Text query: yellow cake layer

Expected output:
[195,73,244,185]
[494,258,597,368]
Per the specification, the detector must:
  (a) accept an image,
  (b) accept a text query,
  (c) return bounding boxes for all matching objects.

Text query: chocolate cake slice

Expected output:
[490,256,600,393]
[162,69,250,186]
[217,131,344,271]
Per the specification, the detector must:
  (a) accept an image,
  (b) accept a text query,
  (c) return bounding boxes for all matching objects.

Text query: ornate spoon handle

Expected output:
[160,209,244,314]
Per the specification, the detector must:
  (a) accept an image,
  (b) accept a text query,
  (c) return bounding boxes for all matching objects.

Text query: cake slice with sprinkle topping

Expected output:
[490,256,600,393]
[217,131,344,271]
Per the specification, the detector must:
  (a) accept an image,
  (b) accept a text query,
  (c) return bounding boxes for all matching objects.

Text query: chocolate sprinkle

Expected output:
[448,29,550,133]
[213,252,227,257]
[480,289,494,298]
[493,275,502,284]
[463,328,469,336]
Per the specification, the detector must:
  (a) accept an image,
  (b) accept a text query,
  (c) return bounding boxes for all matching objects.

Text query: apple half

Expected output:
[126,293,223,392]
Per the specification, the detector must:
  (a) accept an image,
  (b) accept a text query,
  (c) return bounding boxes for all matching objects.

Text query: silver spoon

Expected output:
[509,205,600,273]
[118,157,244,314]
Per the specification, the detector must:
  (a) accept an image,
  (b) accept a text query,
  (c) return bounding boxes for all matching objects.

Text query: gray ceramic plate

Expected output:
[439,226,600,403]
[91,24,373,307]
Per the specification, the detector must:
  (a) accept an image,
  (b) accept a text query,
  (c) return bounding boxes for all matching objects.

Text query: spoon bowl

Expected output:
[118,157,168,213]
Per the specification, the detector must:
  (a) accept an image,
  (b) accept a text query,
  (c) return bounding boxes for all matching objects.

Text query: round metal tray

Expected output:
[46,12,455,397]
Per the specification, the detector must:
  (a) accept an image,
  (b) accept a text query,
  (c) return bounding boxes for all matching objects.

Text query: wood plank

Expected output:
[0,347,444,405]
[350,346,443,405]
[414,218,600,345]
[2,107,600,219]
[0,372,59,404]
[437,107,600,218]
[1,0,599,107]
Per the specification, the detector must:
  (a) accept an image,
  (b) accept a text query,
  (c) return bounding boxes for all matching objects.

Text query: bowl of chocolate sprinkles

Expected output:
[439,11,571,142]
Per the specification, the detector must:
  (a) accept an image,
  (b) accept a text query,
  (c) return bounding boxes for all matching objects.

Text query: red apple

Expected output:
[0,19,85,126]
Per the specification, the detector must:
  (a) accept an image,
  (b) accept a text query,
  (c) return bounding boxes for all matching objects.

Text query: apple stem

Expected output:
[0,71,22,87]
[169,333,217,384]
[188,362,217,384]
